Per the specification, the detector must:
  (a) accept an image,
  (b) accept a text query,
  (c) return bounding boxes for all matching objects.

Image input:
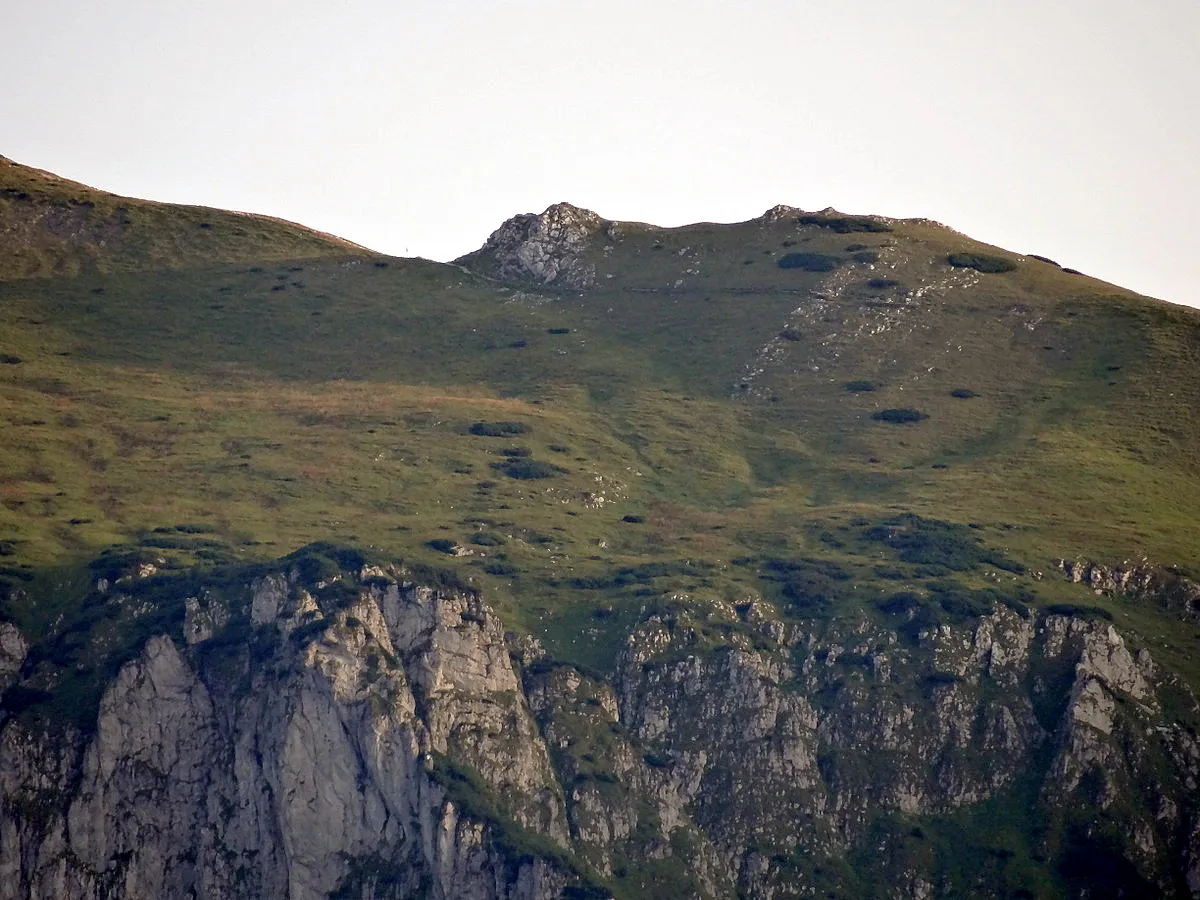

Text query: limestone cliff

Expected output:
[1,553,1198,898]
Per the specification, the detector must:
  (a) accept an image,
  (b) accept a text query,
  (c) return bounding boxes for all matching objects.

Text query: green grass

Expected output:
[0,156,365,279]
[0,187,1199,695]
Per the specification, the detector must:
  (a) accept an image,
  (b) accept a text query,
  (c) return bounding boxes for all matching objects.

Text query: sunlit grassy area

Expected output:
[2,179,1200,685]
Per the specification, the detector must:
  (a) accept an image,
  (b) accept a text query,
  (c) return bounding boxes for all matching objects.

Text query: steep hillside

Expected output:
[1,169,1199,898]
[0,155,369,278]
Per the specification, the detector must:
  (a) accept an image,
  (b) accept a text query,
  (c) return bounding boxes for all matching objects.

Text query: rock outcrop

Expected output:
[0,566,575,900]
[457,203,606,289]
[1059,557,1200,621]
[1,557,1198,898]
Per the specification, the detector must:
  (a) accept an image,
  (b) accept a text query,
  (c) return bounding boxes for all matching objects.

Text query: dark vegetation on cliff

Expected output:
[2,157,1200,898]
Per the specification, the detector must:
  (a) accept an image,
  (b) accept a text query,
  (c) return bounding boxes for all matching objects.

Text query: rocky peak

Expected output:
[759,204,802,222]
[458,202,607,289]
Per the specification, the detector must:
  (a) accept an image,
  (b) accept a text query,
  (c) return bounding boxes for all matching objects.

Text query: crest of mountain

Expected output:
[0,155,368,278]
[1,158,1199,899]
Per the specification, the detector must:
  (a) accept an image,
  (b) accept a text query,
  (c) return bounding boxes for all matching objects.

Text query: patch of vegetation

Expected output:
[758,557,853,615]
[947,252,1018,274]
[778,252,840,272]
[470,421,532,436]
[872,408,926,424]
[429,752,602,889]
[950,388,979,399]
[861,514,1022,574]
[1043,603,1113,621]
[845,380,877,393]
[796,213,891,234]
[493,459,565,480]
[468,532,505,546]
[867,277,900,289]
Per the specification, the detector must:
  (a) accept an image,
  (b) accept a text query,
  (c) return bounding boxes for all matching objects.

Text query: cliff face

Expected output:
[0,567,572,900]
[2,558,1198,899]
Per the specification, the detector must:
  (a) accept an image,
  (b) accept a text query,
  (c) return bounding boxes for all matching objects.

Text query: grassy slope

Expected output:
[0,156,368,278]
[1,192,1199,684]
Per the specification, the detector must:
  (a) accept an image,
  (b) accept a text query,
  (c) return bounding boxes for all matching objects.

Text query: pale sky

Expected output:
[4,1,1198,307]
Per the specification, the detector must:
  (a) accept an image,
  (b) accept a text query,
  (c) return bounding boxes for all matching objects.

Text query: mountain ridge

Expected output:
[0,154,371,279]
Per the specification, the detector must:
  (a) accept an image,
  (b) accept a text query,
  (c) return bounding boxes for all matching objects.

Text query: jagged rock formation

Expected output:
[2,558,1198,898]
[456,203,607,289]
[1059,558,1200,621]
[0,566,574,900]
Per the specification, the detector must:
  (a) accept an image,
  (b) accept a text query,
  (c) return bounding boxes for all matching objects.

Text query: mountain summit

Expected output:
[0,160,1198,898]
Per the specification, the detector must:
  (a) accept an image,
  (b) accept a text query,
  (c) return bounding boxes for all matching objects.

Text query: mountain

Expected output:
[1,159,1199,898]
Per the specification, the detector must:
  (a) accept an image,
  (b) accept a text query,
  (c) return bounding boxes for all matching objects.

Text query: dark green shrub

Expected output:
[499,446,531,457]
[796,213,890,234]
[924,671,960,686]
[872,408,925,424]
[778,252,840,272]
[861,515,1022,576]
[878,591,922,615]
[290,619,329,645]
[760,557,852,614]
[779,328,803,341]
[284,542,369,577]
[867,277,900,289]
[845,380,877,393]
[469,532,505,546]
[1044,603,1113,621]
[931,585,991,619]
[851,250,879,264]
[643,752,672,769]
[622,514,645,523]
[1028,254,1060,266]
[470,421,531,437]
[547,327,571,335]
[484,561,519,576]
[947,252,1017,274]
[950,388,979,399]
[495,459,564,480]
[0,354,21,365]
[427,538,458,554]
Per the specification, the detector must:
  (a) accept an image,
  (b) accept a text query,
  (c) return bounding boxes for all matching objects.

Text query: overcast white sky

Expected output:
[4,1,1198,306]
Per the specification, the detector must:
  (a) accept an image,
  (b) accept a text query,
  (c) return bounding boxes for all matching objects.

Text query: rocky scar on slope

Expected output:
[1,550,1199,899]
